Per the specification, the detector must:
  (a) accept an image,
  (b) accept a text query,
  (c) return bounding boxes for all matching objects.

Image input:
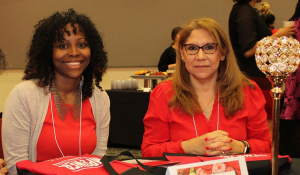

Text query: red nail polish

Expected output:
[230,139,233,142]
[205,137,208,141]
[206,146,210,150]
[205,153,209,156]
[229,147,233,150]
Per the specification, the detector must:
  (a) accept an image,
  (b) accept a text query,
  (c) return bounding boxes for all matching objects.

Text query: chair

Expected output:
[0,112,3,159]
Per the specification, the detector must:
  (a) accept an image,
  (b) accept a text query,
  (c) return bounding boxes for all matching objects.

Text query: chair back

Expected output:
[0,113,3,159]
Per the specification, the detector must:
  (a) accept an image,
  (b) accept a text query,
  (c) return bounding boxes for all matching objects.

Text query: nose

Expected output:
[196,48,206,60]
[68,45,79,57]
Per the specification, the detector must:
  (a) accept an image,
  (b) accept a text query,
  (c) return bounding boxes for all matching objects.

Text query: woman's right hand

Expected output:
[273,24,295,37]
[0,159,8,175]
[181,130,230,155]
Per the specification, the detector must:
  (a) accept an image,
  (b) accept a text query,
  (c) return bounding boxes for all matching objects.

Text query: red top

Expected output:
[36,94,97,162]
[141,80,271,157]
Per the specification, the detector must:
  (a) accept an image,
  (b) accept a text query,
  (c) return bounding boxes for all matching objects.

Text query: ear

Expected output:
[180,47,185,62]
[221,56,225,61]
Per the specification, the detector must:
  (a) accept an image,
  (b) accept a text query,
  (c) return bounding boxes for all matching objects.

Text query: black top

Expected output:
[157,46,176,72]
[229,3,272,78]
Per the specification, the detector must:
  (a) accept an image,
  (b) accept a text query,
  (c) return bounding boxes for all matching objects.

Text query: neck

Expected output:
[53,77,81,95]
[249,0,257,8]
[190,73,218,93]
[53,76,81,104]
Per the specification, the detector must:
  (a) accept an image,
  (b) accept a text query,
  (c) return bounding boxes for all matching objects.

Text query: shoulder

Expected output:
[91,87,109,102]
[153,80,173,93]
[163,46,174,54]
[242,80,265,104]
[90,87,110,109]
[12,79,46,96]
[151,80,174,99]
[234,3,256,16]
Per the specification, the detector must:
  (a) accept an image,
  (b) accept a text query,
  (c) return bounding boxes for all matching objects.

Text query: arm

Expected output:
[2,86,31,175]
[244,24,295,58]
[141,84,231,157]
[245,82,272,153]
[92,90,110,157]
[141,85,185,157]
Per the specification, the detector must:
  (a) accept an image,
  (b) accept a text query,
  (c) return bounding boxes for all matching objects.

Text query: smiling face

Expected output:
[52,23,91,82]
[180,28,223,83]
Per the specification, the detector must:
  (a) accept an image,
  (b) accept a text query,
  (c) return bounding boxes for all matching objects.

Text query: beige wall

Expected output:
[0,67,159,112]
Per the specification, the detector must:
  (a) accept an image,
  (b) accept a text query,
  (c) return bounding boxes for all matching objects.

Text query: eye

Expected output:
[187,45,198,51]
[58,44,67,49]
[78,43,89,48]
[204,44,215,50]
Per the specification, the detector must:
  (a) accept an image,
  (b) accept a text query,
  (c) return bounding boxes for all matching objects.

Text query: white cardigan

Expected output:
[2,80,110,175]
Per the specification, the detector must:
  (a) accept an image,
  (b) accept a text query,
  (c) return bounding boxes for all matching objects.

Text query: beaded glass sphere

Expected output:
[255,36,300,76]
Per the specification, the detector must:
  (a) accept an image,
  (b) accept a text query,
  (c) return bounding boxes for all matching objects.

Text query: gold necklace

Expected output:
[198,95,215,115]
[51,81,82,121]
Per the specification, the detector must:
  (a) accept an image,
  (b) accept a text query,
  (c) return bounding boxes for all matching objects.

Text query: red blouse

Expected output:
[36,94,97,162]
[141,80,271,157]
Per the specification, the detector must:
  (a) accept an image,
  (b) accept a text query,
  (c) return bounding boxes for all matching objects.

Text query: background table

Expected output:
[106,89,150,148]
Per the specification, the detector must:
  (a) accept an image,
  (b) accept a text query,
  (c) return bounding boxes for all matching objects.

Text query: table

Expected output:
[130,75,168,89]
[106,89,150,147]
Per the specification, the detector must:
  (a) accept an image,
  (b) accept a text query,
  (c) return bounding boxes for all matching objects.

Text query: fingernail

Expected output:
[205,137,208,141]
[206,146,210,150]
[205,153,209,156]
[229,147,233,150]
[230,139,233,142]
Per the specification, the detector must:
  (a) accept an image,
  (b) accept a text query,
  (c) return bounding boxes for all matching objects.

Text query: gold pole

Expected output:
[268,76,286,175]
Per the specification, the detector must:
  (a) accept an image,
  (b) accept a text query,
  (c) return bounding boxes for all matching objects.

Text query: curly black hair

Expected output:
[23,8,108,100]
[0,48,6,73]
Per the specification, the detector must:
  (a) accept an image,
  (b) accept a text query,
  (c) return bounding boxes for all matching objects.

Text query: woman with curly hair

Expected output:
[2,9,110,175]
[142,18,271,157]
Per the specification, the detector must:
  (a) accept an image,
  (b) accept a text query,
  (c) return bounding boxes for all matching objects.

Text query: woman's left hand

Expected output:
[205,131,245,156]
[0,159,8,175]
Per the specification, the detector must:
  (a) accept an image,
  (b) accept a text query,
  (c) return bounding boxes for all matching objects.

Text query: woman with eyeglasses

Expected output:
[141,18,271,157]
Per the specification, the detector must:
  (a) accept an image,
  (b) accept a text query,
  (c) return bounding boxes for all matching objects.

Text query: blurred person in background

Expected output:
[229,0,295,130]
[259,2,278,34]
[279,0,300,158]
[158,27,182,72]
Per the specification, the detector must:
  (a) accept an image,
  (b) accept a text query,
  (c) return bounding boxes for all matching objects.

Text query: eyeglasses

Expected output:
[182,43,218,55]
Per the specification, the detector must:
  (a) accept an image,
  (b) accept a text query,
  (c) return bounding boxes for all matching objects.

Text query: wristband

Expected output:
[241,140,250,154]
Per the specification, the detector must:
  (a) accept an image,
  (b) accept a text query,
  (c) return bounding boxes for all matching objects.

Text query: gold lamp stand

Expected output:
[255,36,300,175]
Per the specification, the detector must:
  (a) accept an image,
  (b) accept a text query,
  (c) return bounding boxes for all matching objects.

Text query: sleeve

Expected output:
[158,47,172,72]
[92,90,110,157]
[236,5,258,54]
[2,86,31,175]
[141,84,185,157]
[244,82,272,153]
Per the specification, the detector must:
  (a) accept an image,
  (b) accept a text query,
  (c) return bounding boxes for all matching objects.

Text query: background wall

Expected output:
[0,0,298,111]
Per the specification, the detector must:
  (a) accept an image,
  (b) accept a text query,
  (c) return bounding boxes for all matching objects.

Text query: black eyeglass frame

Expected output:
[182,43,219,55]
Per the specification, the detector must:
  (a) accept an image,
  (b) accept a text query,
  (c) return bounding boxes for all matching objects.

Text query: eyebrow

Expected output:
[57,37,87,42]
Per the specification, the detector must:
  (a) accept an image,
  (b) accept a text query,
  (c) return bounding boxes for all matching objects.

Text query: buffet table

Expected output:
[106,89,150,147]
